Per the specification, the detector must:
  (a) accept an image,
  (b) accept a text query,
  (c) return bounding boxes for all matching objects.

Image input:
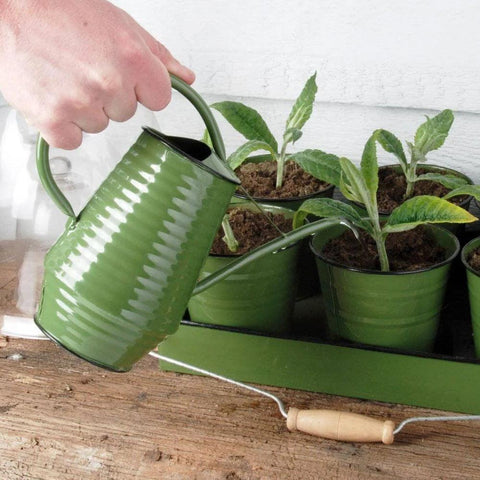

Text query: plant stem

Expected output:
[374,233,390,272]
[403,180,415,200]
[221,215,239,253]
[275,143,288,189]
[367,202,390,272]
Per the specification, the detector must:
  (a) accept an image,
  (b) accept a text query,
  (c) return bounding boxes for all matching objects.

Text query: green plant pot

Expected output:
[461,236,480,357]
[187,203,301,334]
[350,164,473,233]
[311,223,460,352]
[232,154,335,298]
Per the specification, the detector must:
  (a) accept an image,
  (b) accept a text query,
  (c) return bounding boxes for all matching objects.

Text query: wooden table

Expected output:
[1,336,480,480]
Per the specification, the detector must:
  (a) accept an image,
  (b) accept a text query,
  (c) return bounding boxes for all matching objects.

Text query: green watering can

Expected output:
[34,75,342,372]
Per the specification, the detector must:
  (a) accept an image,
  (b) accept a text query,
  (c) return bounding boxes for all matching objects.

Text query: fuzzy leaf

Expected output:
[414,109,454,156]
[211,101,278,152]
[416,173,469,190]
[283,127,303,144]
[443,184,480,202]
[360,135,379,202]
[339,157,369,205]
[383,195,476,234]
[293,198,371,232]
[285,73,318,133]
[227,140,277,170]
[290,149,341,187]
[375,129,407,171]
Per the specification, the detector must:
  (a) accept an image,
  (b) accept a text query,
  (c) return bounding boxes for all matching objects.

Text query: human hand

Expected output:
[0,0,195,149]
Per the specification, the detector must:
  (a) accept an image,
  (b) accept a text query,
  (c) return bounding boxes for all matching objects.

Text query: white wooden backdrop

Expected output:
[112,0,480,182]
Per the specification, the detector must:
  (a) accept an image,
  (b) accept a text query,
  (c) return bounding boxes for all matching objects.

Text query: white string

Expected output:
[394,415,480,435]
[149,351,288,418]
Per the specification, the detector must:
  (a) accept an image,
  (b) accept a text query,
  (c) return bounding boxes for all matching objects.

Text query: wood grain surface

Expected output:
[1,335,480,480]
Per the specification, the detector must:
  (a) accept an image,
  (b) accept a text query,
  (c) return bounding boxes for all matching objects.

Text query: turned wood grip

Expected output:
[286,408,395,444]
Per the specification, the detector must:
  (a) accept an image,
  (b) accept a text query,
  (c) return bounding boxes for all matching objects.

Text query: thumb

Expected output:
[139,28,195,85]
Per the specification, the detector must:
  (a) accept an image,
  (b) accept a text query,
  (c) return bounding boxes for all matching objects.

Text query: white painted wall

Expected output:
[109,0,480,183]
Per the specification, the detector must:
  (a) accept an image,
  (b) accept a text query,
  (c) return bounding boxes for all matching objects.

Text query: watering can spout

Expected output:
[192,217,355,296]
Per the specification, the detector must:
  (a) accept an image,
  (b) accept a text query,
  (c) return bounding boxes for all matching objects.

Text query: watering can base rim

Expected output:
[33,315,131,373]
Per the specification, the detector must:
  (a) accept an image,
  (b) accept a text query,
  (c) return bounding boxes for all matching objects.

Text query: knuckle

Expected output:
[99,75,123,97]
[121,39,147,68]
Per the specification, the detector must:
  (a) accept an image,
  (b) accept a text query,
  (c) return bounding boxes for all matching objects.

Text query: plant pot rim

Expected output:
[234,153,335,202]
[353,163,473,215]
[310,223,460,276]
[209,201,298,258]
[461,236,480,276]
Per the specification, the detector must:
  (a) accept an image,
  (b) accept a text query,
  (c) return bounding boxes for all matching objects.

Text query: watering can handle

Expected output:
[36,74,227,218]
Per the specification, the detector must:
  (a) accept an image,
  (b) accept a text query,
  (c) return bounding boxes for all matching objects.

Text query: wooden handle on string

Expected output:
[286,408,395,444]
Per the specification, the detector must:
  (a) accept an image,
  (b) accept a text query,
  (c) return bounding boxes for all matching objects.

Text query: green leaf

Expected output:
[443,184,480,202]
[414,109,454,156]
[283,128,303,144]
[201,129,213,148]
[374,129,407,171]
[227,140,277,170]
[383,195,476,233]
[416,173,469,190]
[211,101,278,152]
[285,72,318,133]
[406,141,424,161]
[293,197,371,232]
[360,135,379,202]
[290,149,341,187]
[339,157,369,205]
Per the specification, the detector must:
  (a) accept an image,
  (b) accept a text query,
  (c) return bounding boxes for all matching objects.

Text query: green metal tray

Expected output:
[159,218,480,414]
[158,280,480,414]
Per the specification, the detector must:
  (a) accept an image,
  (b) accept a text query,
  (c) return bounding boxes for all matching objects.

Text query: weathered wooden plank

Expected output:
[1,336,480,479]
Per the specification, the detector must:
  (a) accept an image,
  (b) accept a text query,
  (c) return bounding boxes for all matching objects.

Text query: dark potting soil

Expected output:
[468,247,480,272]
[235,160,330,199]
[210,207,292,256]
[377,167,467,213]
[321,226,445,271]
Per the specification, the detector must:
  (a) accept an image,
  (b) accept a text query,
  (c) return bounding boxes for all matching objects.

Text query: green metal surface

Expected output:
[462,236,480,357]
[188,203,300,334]
[311,224,460,352]
[35,130,238,371]
[158,321,480,414]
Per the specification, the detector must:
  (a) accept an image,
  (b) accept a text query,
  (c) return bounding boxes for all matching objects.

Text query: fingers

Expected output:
[151,42,195,85]
[74,108,110,134]
[103,93,138,123]
[134,58,172,111]
[137,25,195,85]
[40,121,83,150]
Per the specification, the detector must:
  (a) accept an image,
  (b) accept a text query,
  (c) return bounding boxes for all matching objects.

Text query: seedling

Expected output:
[294,133,480,272]
[221,214,239,253]
[375,109,468,200]
[209,73,340,190]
